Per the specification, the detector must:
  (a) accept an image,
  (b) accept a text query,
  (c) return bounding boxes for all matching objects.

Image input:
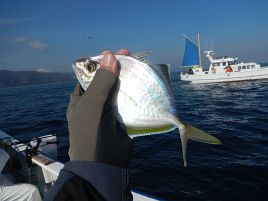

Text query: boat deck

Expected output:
[0,129,159,201]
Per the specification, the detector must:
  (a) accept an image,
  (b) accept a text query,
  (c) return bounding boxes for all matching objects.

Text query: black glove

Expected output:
[66,69,133,169]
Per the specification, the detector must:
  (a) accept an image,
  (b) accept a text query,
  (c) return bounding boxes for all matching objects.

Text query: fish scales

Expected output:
[118,56,175,127]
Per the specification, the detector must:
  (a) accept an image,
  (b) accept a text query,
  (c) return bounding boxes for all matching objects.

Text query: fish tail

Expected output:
[169,115,222,167]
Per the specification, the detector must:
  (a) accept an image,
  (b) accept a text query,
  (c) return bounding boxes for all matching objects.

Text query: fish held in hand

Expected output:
[73,54,222,166]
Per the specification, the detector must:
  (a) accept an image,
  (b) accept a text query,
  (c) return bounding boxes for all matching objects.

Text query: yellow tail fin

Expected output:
[180,123,222,167]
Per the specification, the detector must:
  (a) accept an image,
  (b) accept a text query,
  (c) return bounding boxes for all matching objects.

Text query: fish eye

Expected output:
[86,61,98,73]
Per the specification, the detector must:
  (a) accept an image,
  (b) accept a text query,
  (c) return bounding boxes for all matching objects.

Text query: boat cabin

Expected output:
[206,51,260,74]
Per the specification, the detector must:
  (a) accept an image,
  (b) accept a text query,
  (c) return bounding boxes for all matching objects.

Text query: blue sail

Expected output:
[182,38,199,67]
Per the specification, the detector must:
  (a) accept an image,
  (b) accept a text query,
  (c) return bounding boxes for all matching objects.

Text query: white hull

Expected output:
[0,129,159,201]
[181,67,268,84]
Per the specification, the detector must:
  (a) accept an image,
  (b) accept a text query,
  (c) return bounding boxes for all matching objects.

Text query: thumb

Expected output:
[99,53,118,75]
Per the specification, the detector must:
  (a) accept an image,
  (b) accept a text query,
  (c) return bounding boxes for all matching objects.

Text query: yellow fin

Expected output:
[185,124,222,145]
[181,124,222,167]
[127,125,175,138]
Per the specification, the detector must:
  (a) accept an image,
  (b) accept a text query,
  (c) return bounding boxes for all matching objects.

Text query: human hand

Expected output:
[99,49,130,75]
[67,49,133,169]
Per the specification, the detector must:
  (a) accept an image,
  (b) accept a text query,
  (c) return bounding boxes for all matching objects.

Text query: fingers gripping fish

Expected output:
[73,54,222,166]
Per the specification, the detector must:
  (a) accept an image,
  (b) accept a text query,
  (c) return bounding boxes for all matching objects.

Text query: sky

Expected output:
[1,0,268,72]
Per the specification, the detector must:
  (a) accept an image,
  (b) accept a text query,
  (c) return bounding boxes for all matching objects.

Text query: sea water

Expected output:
[0,74,267,201]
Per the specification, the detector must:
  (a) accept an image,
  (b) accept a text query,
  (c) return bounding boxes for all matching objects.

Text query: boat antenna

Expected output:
[210,37,214,51]
[197,32,202,67]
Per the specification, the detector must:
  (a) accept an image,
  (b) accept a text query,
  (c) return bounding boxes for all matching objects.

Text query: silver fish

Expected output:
[73,54,222,166]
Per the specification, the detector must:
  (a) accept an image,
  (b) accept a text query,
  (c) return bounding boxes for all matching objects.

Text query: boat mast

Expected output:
[197,32,202,67]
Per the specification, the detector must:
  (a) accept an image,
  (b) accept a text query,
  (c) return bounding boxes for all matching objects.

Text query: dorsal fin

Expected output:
[150,64,171,89]
[131,51,152,61]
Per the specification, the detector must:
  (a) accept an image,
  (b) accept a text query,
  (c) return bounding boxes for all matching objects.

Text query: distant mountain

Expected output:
[0,70,76,88]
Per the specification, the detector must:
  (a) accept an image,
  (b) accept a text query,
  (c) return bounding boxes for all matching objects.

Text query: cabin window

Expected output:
[222,62,226,66]
[228,61,235,65]
[247,65,250,69]
[238,66,241,70]
[212,63,216,67]
[251,65,255,69]
[242,66,246,69]
[216,63,220,66]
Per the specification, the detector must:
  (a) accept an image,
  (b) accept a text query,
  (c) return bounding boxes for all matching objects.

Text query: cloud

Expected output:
[12,36,48,52]
[0,17,35,26]
[36,68,50,72]
[28,40,48,52]
[14,36,29,43]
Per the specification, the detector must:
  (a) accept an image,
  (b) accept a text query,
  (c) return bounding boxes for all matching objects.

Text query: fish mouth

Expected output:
[72,64,84,78]
[72,63,91,90]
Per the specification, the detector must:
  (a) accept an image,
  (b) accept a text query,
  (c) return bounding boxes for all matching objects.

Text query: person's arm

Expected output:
[0,149,10,173]
[67,50,133,168]
[44,50,134,201]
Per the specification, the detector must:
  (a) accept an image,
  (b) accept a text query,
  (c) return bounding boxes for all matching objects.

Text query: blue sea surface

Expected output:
[0,75,268,201]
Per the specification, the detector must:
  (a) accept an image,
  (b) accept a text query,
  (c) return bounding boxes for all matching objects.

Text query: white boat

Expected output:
[0,129,159,201]
[180,33,268,84]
